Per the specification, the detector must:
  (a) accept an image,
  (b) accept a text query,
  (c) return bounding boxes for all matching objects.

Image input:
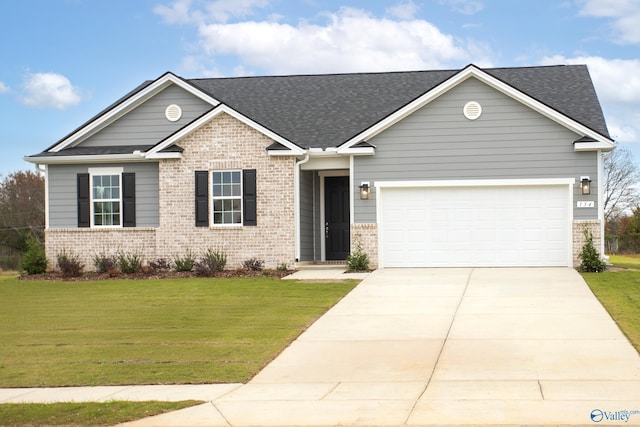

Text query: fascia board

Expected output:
[48,73,220,153]
[574,141,616,152]
[24,154,156,165]
[338,65,615,153]
[147,104,305,157]
[337,147,375,155]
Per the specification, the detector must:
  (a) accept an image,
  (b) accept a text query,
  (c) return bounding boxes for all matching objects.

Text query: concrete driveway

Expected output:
[124,267,640,426]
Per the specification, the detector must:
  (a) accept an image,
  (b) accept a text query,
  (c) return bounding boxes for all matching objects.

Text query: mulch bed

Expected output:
[19,268,297,281]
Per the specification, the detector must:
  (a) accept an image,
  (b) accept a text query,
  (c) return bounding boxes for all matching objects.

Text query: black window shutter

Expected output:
[243,169,257,226]
[122,173,136,227]
[195,171,209,227]
[77,173,90,228]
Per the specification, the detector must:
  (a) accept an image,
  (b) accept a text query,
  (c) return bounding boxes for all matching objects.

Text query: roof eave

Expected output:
[24,153,160,165]
[574,140,616,152]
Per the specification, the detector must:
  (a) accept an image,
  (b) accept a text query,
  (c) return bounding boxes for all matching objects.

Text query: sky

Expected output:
[1,0,639,176]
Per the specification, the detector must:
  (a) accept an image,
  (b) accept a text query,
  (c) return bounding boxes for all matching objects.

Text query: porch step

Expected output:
[295,262,347,270]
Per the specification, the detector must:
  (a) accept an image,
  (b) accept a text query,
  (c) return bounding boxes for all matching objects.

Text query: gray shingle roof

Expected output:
[31,64,610,159]
[190,64,610,149]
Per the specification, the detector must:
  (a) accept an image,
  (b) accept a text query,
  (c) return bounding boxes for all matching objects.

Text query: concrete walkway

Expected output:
[3,268,640,425]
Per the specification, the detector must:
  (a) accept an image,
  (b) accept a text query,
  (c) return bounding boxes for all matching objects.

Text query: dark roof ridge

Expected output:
[186,63,577,82]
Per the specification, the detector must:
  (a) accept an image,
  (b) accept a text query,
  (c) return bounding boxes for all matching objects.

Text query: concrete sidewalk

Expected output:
[4,268,640,426]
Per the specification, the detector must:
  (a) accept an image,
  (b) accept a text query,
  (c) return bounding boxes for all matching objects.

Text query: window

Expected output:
[212,171,242,225]
[78,168,135,228]
[195,169,256,227]
[92,174,121,226]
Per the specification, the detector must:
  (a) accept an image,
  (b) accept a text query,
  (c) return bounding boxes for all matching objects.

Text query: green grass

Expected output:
[582,256,640,353]
[0,400,202,426]
[0,276,356,387]
[608,254,640,270]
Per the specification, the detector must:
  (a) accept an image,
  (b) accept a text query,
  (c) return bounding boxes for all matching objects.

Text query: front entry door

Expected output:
[325,176,350,260]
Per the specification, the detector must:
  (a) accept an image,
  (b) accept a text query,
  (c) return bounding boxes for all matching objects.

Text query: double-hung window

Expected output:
[212,171,242,225]
[195,169,256,227]
[92,173,121,226]
[77,167,137,228]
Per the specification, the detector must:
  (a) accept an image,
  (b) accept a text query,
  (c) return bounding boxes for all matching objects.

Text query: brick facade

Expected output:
[46,112,296,271]
[155,112,296,269]
[572,219,603,268]
[351,223,378,269]
[44,228,157,270]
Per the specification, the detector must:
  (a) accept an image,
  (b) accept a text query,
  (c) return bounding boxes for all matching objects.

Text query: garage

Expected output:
[379,182,571,267]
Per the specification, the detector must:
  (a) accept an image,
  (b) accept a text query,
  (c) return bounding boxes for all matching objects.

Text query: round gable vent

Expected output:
[463,101,482,120]
[165,104,182,122]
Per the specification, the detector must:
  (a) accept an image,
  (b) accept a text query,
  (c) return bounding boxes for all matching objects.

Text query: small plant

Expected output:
[56,249,84,278]
[149,258,171,272]
[276,262,289,271]
[20,237,47,275]
[116,251,143,274]
[195,248,227,276]
[346,234,369,272]
[93,252,117,274]
[173,250,196,272]
[579,228,607,273]
[242,257,264,271]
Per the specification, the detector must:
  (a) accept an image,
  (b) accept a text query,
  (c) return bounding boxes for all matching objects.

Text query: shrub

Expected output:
[149,258,171,272]
[93,252,118,274]
[276,262,289,271]
[56,249,84,278]
[116,251,143,274]
[20,238,47,275]
[579,228,607,273]
[173,250,196,272]
[346,234,369,272]
[242,257,264,271]
[194,248,227,276]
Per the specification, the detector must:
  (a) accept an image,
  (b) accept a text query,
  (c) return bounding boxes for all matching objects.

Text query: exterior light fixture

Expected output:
[359,182,370,200]
[580,176,592,195]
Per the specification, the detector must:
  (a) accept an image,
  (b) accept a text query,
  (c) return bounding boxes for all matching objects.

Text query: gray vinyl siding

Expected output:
[299,170,315,261]
[354,77,599,223]
[80,85,212,147]
[48,163,159,228]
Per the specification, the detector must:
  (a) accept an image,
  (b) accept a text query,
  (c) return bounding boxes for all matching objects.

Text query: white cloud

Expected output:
[579,0,640,44]
[440,0,485,15]
[154,0,199,24]
[20,72,83,110]
[154,0,268,24]
[542,55,640,143]
[0,82,9,94]
[191,6,492,75]
[386,1,420,20]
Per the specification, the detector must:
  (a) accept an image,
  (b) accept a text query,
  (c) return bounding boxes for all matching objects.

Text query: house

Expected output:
[25,64,614,270]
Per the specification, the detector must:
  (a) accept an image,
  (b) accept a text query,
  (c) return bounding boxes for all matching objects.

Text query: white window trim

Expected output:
[88,167,124,228]
[211,170,243,227]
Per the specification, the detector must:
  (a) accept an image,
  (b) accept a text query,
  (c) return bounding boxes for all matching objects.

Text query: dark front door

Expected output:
[325,176,350,260]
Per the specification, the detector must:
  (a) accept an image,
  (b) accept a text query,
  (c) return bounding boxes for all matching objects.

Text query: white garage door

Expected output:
[380,185,570,267]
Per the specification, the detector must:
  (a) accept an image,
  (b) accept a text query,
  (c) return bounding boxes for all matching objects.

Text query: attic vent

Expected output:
[165,104,182,122]
[463,101,482,120]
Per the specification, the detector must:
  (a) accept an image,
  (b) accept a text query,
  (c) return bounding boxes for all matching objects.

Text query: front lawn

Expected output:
[0,276,356,387]
[0,401,202,427]
[582,260,640,353]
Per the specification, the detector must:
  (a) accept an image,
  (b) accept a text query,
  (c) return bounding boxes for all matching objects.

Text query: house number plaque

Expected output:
[577,201,595,208]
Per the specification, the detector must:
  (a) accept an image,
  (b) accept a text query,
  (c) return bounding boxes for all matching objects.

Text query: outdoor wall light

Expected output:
[359,182,370,200]
[580,176,592,195]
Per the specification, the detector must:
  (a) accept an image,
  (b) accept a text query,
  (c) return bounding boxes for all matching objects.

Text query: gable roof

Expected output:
[190,64,611,150]
[26,64,613,164]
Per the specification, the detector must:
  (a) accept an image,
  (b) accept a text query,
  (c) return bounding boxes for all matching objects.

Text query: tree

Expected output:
[603,147,640,222]
[0,170,45,252]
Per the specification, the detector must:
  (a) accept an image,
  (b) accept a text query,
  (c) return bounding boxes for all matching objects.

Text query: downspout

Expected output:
[294,153,310,263]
